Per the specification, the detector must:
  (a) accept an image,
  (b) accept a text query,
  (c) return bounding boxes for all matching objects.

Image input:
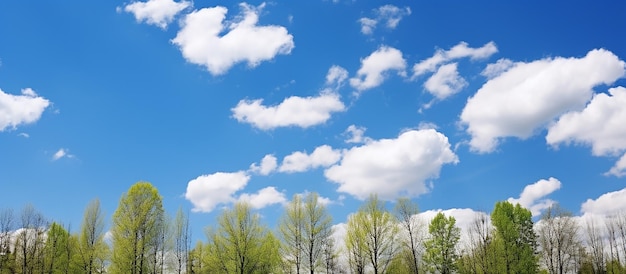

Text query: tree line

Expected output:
[1,181,625,273]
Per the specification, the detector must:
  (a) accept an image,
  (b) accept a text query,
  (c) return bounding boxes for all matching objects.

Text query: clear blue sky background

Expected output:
[1,0,626,241]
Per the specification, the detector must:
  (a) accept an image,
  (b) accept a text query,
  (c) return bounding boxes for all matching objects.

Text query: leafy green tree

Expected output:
[345,213,367,274]
[206,202,279,274]
[279,193,333,274]
[43,222,71,273]
[423,212,460,274]
[394,198,422,274]
[187,241,207,273]
[110,182,165,274]
[75,199,108,273]
[346,195,398,274]
[491,201,538,274]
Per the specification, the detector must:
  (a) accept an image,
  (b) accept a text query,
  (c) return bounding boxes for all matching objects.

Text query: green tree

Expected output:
[110,182,165,274]
[423,212,460,274]
[15,204,47,274]
[345,213,367,274]
[206,202,280,274]
[491,201,538,274]
[346,195,398,274]
[75,199,108,273]
[279,194,305,273]
[43,222,71,274]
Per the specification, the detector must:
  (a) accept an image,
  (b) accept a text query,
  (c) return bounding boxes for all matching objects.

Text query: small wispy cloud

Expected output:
[18,133,29,138]
[52,148,74,161]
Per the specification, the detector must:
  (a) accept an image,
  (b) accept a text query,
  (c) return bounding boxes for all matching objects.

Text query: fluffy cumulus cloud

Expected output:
[350,46,406,92]
[231,92,345,130]
[325,129,458,200]
[172,3,294,75]
[581,187,626,217]
[546,86,626,176]
[238,186,287,209]
[358,5,411,35]
[424,63,468,99]
[460,49,625,153]
[507,177,561,217]
[413,41,498,78]
[0,88,50,132]
[184,171,250,212]
[248,154,278,175]
[279,145,342,173]
[124,0,190,29]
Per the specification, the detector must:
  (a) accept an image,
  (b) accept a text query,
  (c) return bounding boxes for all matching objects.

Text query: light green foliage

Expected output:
[75,198,109,273]
[491,201,538,274]
[206,202,280,274]
[346,195,398,274]
[110,182,165,274]
[423,212,460,274]
[43,222,71,273]
[279,192,333,274]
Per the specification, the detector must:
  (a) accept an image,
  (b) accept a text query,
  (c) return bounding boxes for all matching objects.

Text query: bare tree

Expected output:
[173,207,190,274]
[393,198,422,274]
[15,204,47,274]
[585,219,606,273]
[461,212,495,274]
[537,204,581,274]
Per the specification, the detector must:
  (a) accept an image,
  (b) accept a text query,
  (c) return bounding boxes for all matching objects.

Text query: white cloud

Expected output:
[343,125,371,144]
[606,153,626,177]
[581,187,626,217]
[358,18,377,35]
[423,63,467,99]
[0,88,50,132]
[184,171,250,212]
[18,133,29,138]
[547,86,626,157]
[507,177,561,217]
[460,49,625,153]
[248,154,278,175]
[231,92,345,130]
[124,0,190,29]
[238,186,287,209]
[172,3,294,75]
[326,65,349,88]
[52,148,74,161]
[413,41,498,78]
[279,145,342,173]
[325,129,458,200]
[418,208,489,248]
[349,46,406,92]
[358,5,411,35]
[481,58,515,79]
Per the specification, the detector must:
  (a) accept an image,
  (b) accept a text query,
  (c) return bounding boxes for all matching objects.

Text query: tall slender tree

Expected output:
[76,199,108,274]
[110,182,165,274]
[0,208,15,273]
[279,194,305,273]
[393,197,422,274]
[537,204,581,274]
[172,207,190,274]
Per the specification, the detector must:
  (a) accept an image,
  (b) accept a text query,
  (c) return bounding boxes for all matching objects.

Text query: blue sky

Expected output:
[2,0,626,241]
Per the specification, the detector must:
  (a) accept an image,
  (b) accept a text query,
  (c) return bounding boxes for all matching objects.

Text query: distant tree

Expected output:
[321,237,339,274]
[423,212,460,274]
[206,202,279,273]
[110,182,165,274]
[458,212,498,274]
[393,197,422,274]
[187,241,206,273]
[279,194,305,273]
[491,201,538,274]
[345,213,367,274]
[537,204,582,274]
[75,199,108,273]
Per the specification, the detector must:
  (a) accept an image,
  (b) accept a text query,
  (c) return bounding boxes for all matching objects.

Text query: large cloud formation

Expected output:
[324,129,458,200]
[460,49,625,153]
[0,88,50,132]
[172,3,294,75]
